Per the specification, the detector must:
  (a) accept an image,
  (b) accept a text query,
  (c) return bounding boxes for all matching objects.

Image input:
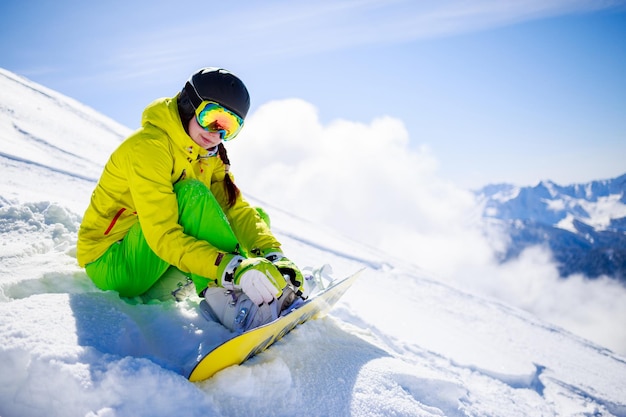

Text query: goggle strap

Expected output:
[185,81,203,109]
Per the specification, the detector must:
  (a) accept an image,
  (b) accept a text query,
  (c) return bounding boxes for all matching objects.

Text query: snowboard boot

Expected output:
[200,285,298,333]
[140,266,196,303]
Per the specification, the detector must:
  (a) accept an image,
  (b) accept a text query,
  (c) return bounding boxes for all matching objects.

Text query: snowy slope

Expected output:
[1,69,626,417]
[0,68,130,212]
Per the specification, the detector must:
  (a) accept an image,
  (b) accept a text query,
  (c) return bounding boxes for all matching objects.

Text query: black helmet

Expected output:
[183,67,250,119]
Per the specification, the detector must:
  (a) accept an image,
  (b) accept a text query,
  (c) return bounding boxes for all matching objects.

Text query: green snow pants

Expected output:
[85,179,240,298]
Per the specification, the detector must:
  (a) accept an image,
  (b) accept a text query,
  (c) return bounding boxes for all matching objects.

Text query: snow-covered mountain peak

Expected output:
[477,173,626,281]
[479,174,626,227]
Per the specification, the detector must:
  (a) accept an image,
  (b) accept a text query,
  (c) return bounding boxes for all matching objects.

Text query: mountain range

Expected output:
[477,174,626,282]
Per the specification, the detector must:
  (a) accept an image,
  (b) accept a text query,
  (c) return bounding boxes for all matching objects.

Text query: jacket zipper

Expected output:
[104,208,126,235]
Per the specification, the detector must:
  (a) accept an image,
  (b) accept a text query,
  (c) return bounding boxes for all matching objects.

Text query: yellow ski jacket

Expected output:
[77,96,281,280]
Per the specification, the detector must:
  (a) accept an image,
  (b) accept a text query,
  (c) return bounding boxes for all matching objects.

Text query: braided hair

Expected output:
[217,143,240,207]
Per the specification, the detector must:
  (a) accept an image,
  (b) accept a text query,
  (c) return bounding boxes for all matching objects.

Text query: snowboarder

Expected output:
[77,67,305,327]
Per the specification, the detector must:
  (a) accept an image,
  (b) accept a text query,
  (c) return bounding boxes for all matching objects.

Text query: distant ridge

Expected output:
[477,173,626,281]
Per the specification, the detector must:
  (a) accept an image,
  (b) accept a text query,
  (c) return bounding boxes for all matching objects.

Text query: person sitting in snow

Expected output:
[77,67,305,330]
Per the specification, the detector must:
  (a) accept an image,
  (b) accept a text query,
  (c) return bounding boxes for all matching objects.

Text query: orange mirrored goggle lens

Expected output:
[195,101,244,141]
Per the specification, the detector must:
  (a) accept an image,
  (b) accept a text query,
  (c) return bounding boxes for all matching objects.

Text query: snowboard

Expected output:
[187,269,362,381]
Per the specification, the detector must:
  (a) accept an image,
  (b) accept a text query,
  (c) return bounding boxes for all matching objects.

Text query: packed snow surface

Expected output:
[1,68,625,417]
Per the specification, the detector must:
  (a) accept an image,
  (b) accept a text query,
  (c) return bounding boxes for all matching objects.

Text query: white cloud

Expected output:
[230,0,624,56]
[91,0,626,81]
[229,98,626,355]
[463,246,626,354]
[230,98,476,251]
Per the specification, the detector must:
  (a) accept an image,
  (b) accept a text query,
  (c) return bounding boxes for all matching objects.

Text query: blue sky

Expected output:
[1,0,625,188]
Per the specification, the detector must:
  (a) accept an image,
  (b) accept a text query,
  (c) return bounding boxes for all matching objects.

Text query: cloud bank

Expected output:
[229,99,626,355]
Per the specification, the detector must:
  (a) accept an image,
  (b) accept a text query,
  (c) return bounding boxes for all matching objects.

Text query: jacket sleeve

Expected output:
[125,136,224,279]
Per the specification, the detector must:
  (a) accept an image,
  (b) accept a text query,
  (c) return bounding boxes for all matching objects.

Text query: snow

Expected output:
[581,194,626,231]
[1,68,626,417]
[548,193,626,232]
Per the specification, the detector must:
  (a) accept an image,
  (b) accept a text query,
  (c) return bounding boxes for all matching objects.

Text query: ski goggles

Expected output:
[195,101,244,141]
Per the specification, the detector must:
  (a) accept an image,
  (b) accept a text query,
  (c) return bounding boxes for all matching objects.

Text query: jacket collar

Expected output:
[141,96,213,161]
